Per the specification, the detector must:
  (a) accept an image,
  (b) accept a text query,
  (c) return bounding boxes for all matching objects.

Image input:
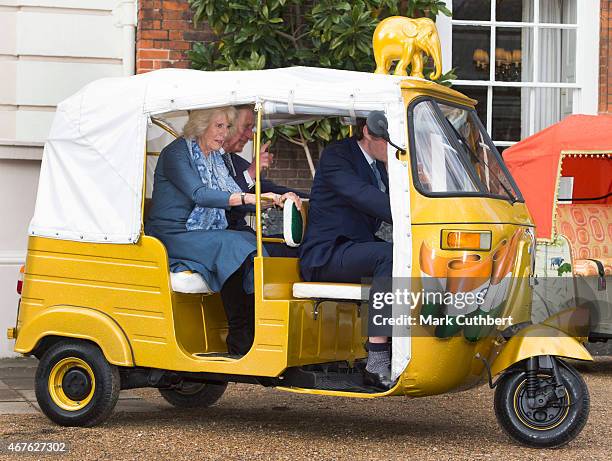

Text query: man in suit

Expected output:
[223,105,307,233]
[299,113,394,390]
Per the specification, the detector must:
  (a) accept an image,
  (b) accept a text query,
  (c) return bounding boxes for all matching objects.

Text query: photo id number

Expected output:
[1,440,69,454]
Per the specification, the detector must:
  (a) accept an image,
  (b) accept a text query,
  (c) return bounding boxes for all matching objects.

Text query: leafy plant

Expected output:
[188,0,452,175]
[557,263,572,277]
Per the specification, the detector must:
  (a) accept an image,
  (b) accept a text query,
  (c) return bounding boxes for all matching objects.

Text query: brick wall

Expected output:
[263,139,318,194]
[600,1,612,113]
[136,0,213,73]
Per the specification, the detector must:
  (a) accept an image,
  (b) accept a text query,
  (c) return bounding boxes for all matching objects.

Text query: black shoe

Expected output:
[363,368,395,391]
[226,333,254,357]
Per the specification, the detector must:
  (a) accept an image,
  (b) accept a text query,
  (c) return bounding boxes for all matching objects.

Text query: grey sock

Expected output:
[365,349,391,374]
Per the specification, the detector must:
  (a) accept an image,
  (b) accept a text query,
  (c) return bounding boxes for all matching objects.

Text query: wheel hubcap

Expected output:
[62,368,92,401]
[514,376,570,431]
[48,357,96,411]
[175,381,206,395]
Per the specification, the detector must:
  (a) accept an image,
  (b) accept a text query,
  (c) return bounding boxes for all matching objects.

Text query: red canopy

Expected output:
[503,115,612,240]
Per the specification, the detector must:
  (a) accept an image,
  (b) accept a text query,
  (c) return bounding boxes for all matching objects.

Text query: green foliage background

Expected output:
[187,0,453,162]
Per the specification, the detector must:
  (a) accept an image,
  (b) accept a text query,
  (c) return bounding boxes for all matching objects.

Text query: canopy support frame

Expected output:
[255,102,264,258]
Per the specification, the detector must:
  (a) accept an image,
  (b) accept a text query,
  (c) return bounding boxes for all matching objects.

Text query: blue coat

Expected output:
[225,153,309,229]
[298,137,391,281]
[145,137,260,293]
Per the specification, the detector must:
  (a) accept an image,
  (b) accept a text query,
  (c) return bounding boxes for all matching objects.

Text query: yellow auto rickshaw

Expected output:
[7,56,594,447]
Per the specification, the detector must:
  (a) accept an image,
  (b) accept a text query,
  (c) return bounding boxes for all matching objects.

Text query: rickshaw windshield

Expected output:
[410,99,521,202]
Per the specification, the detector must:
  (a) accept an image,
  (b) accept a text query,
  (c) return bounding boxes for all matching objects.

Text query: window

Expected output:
[438,102,519,198]
[436,0,599,151]
[412,100,479,193]
[410,98,521,201]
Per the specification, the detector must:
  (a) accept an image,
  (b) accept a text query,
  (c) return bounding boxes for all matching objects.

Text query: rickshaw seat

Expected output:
[167,198,307,294]
[556,204,611,276]
[170,270,214,294]
[286,200,369,301]
[292,282,369,301]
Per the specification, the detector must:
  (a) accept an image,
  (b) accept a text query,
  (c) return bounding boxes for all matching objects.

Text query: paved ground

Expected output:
[0,356,610,460]
[0,357,171,415]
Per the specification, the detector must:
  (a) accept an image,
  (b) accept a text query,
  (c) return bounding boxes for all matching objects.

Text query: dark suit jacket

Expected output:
[298,137,391,281]
[226,152,309,229]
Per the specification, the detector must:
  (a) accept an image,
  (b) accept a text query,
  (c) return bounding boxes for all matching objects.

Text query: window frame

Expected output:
[436,0,600,149]
[408,96,524,202]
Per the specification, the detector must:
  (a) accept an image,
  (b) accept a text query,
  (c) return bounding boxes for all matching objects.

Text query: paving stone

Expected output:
[0,357,38,368]
[1,378,35,390]
[16,389,36,402]
[0,401,38,414]
[0,389,24,402]
[0,367,38,379]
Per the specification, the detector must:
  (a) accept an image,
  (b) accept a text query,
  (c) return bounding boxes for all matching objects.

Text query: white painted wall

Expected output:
[0,160,40,357]
[0,0,136,357]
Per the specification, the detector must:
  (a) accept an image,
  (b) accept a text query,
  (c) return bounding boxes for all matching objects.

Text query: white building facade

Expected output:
[0,0,136,356]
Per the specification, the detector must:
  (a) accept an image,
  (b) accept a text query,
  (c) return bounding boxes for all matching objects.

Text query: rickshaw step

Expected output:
[194,352,242,359]
[281,362,378,394]
[314,375,377,393]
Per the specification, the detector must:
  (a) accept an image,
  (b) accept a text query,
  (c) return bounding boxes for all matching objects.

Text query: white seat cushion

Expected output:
[170,271,213,294]
[293,282,369,300]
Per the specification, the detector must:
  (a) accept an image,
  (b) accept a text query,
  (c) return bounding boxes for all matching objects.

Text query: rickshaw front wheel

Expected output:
[159,381,227,408]
[35,340,120,427]
[494,358,589,448]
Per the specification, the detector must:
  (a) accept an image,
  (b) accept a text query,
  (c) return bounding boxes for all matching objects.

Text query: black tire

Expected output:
[158,381,227,408]
[35,340,120,427]
[494,360,590,448]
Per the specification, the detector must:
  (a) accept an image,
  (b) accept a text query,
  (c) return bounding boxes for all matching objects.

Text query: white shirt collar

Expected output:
[356,140,375,166]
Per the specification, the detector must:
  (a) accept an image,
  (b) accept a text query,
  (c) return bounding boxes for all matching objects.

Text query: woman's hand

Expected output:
[230,192,275,208]
[260,192,278,209]
[264,192,302,209]
[229,192,302,210]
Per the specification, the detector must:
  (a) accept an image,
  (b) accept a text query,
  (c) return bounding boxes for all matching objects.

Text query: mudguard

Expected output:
[491,324,592,376]
[14,305,134,366]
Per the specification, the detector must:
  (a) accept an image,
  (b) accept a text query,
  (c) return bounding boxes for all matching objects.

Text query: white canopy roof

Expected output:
[29,67,412,243]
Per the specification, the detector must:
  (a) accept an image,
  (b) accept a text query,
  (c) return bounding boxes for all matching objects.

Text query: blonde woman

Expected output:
[145,107,281,355]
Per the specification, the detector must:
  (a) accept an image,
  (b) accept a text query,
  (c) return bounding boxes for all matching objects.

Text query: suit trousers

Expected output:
[311,241,393,337]
[220,260,255,355]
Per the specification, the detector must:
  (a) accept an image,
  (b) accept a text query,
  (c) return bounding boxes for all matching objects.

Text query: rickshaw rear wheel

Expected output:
[494,359,589,448]
[159,381,227,408]
[35,340,120,427]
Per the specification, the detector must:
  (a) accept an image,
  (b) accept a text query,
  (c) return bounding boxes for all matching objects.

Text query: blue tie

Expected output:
[371,161,386,193]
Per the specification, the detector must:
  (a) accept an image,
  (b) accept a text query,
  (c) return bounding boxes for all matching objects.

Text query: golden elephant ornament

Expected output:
[373,16,443,79]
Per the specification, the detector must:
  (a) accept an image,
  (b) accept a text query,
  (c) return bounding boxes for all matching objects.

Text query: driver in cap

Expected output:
[299,111,395,390]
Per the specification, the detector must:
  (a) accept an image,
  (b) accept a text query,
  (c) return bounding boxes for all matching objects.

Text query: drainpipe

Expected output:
[113,0,137,76]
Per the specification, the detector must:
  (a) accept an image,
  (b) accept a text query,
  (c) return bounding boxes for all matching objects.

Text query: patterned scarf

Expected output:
[186,138,242,231]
